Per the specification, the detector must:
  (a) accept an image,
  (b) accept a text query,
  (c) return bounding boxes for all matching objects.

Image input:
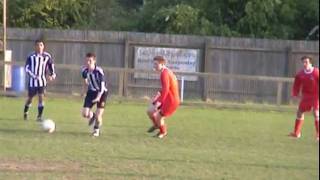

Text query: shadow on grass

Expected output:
[0,127,89,137]
[0,117,21,122]
[105,155,318,171]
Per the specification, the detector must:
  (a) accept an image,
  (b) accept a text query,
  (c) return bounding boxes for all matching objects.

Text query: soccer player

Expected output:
[289,56,319,141]
[23,39,56,121]
[147,56,180,139]
[81,53,108,137]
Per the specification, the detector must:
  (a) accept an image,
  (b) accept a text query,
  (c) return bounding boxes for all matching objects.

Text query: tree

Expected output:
[0,0,318,40]
[5,0,96,29]
[147,4,212,35]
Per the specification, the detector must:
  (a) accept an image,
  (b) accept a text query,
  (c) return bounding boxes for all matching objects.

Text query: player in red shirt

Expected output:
[289,56,319,141]
[146,56,180,139]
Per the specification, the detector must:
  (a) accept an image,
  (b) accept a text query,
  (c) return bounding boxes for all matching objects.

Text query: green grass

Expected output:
[0,96,319,180]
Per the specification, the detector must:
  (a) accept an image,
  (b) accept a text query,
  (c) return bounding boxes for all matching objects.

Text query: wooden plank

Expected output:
[128,84,160,89]
[123,39,130,97]
[202,41,210,101]
[118,71,124,96]
[276,82,283,105]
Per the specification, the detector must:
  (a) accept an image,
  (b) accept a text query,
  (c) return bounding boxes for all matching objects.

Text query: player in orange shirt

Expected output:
[289,56,319,141]
[147,56,180,139]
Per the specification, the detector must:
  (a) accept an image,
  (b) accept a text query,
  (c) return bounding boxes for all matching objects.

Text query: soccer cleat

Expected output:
[288,132,301,139]
[155,132,168,139]
[92,129,100,137]
[147,126,158,133]
[23,113,28,121]
[36,116,43,122]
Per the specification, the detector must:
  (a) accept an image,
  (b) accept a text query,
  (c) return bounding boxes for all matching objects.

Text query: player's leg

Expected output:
[155,111,168,139]
[23,87,36,120]
[82,107,96,125]
[146,104,159,133]
[92,108,104,137]
[36,88,46,121]
[23,97,33,120]
[82,91,96,126]
[92,92,107,137]
[313,108,319,141]
[289,100,310,138]
[153,102,179,138]
[289,109,304,138]
[154,112,167,139]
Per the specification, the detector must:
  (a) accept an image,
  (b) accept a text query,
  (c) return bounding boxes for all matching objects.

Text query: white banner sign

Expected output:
[134,47,200,81]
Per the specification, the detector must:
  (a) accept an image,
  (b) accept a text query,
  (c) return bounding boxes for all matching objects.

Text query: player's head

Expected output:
[301,56,313,70]
[153,56,166,71]
[85,52,96,70]
[35,39,45,53]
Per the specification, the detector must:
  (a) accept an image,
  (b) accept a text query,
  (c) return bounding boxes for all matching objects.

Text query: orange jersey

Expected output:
[157,68,180,116]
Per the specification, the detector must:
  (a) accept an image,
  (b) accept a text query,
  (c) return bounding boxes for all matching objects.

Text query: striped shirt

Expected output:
[25,51,56,88]
[82,66,108,93]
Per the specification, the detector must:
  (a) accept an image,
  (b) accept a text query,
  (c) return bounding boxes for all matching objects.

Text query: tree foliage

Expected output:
[3,0,96,29]
[0,0,318,40]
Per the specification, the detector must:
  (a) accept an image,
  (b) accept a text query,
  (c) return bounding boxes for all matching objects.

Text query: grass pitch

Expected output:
[0,97,319,180]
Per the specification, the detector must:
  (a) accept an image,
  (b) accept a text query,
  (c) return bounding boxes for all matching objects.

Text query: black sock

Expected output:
[94,121,100,130]
[38,106,44,117]
[92,112,96,120]
[24,105,29,114]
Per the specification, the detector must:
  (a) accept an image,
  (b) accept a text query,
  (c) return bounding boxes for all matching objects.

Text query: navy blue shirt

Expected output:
[82,66,108,93]
[25,51,55,88]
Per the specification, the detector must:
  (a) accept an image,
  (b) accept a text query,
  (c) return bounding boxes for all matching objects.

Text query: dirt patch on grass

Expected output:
[0,159,82,172]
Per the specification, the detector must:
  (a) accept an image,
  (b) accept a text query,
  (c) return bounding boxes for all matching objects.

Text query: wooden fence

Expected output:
[0,62,294,105]
[0,28,318,105]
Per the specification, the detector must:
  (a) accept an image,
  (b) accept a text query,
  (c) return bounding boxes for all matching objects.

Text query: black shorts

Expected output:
[83,91,108,109]
[28,87,46,97]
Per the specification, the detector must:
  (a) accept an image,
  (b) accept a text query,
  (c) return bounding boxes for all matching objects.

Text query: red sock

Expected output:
[294,119,304,135]
[315,120,319,136]
[159,124,167,134]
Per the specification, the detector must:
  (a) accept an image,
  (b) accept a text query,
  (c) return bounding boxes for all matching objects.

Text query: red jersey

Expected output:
[156,68,180,116]
[292,67,319,99]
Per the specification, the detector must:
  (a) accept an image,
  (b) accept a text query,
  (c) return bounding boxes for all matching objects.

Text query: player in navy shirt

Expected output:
[81,53,108,137]
[23,39,56,121]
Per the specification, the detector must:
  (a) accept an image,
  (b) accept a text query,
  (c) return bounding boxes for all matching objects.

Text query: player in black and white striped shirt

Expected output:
[23,39,56,121]
[81,53,108,137]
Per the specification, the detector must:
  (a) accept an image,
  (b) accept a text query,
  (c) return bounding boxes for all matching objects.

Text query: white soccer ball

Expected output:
[41,119,56,133]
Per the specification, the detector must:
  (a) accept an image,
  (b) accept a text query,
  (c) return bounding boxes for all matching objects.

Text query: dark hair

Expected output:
[301,56,313,64]
[86,52,96,58]
[153,56,166,65]
[35,39,45,45]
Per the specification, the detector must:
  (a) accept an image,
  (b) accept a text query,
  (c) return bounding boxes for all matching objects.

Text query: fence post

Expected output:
[276,81,283,106]
[180,76,185,103]
[202,41,210,101]
[123,39,130,97]
[118,70,124,97]
[286,47,294,104]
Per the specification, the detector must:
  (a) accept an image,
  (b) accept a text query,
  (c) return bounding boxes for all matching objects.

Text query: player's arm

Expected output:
[81,79,88,97]
[47,55,56,81]
[291,74,301,97]
[152,91,161,104]
[81,67,88,97]
[25,56,37,79]
[156,70,170,107]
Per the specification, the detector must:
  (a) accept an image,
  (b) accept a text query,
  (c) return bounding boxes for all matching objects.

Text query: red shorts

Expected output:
[160,102,179,117]
[299,98,319,112]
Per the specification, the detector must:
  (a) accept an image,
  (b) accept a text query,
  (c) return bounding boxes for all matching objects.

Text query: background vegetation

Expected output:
[0,0,319,40]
